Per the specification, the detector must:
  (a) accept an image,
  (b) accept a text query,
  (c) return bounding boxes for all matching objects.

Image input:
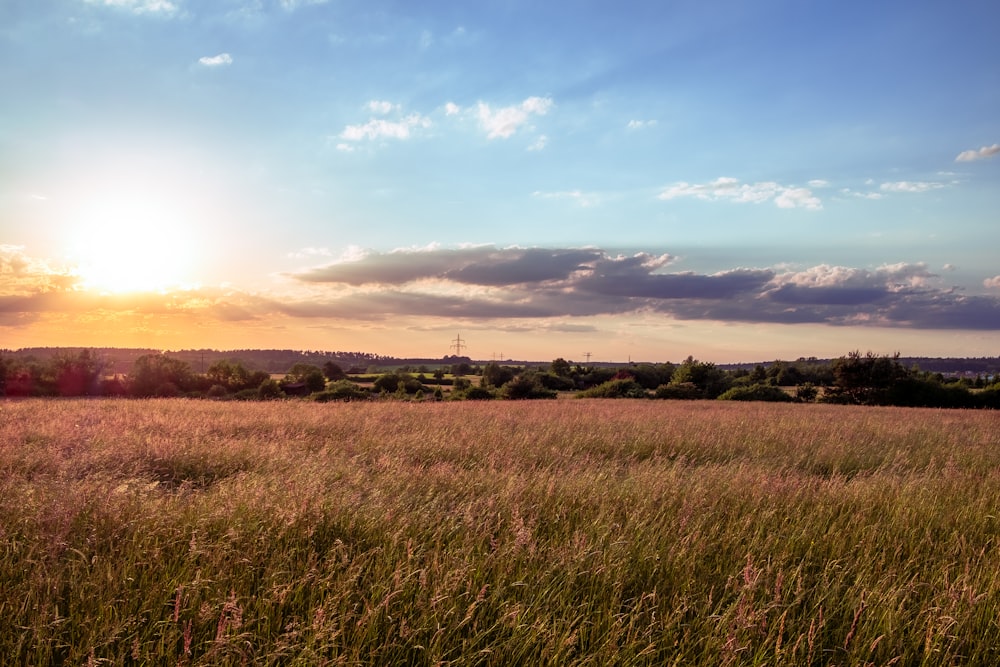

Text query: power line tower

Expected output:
[583,352,592,365]
[451,333,467,357]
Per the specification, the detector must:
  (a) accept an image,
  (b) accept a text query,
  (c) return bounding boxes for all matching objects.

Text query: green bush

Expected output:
[718,383,794,402]
[576,378,647,398]
[653,382,702,400]
[313,380,369,402]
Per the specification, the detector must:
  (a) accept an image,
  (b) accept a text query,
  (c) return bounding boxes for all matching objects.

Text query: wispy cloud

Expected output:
[476,96,553,139]
[627,119,657,130]
[658,177,822,210]
[279,0,330,9]
[955,143,1000,162]
[880,181,948,193]
[84,0,180,16]
[532,190,598,207]
[198,53,232,67]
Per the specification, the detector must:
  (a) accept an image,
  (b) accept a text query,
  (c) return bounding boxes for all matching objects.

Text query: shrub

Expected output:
[461,386,495,400]
[718,383,794,402]
[500,373,556,399]
[207,384,229,398]
[313,380,369,402]
[576,379,647,399]
[654,382,702,400]
[257,379,285,400]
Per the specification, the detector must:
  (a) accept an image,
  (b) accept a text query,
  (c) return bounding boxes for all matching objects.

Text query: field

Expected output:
[2,399,999,665]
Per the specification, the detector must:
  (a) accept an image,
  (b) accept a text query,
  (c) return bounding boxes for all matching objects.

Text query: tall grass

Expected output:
[2,399,999,664]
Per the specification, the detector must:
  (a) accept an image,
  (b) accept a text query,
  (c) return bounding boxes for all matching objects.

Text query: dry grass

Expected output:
[2,398,999,665]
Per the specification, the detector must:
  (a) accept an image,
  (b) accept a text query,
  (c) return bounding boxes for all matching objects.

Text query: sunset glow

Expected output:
[67,194,197,294]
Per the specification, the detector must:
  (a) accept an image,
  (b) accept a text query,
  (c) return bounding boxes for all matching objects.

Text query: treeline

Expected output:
[0,347,387,375]
[2,349,999,409]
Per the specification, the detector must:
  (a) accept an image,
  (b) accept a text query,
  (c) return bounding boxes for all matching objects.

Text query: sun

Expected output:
[68,193,199,294]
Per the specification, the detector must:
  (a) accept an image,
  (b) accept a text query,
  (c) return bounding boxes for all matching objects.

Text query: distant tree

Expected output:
[826,351,908,405]
[451,362,472,377]
[481,362,516,388]
[500,372,556,399]
[129,355,195,397]
[50,349,106,396]
[322,361,347,381]
[629,363,676,390]
[537,372,576,391]
[257,378,285,400]
[284,363,327,393]
[206,360,269,392]
[670,356,732,398]
[550,358,572,377]
[795,383,819,402]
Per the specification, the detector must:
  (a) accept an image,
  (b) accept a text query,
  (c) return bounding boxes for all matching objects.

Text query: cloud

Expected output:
[527,135,549,151]
[279,0,330,9]
[956,144,1000,162]
[841,188,883,200]
[291,246,603,287]
[658,177,822,210]
[444,102,461,116]
[198,53,233,67]
[879,181,948,193]
[532,190,598,207]
[6,244,1000,333]
[367,100,397,115]
[340,113,431,142]
[278,246,1000,330]
[0,245,79,297]
[627,119,657,130]
[84,0,180,16]
[476,96,553,139]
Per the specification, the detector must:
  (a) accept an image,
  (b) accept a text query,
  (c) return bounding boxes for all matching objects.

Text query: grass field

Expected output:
[2,399,999,665]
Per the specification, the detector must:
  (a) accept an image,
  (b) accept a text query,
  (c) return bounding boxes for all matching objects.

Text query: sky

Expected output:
[2,0,999,363]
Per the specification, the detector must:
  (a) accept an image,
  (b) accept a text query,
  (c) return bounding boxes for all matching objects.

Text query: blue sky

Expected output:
[1,0,999,362]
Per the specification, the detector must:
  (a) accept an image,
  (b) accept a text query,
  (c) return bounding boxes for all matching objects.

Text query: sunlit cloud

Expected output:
[198,53,232,67]
[444,102,461,116]
[367,100,397,115]
[476,96,553,139]
[658,177,821,210]
[269,246,1000,330]
[955,143,1000,162]
[4,244,1000,334]
[0,245,78,297]
[340,114,431,142]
